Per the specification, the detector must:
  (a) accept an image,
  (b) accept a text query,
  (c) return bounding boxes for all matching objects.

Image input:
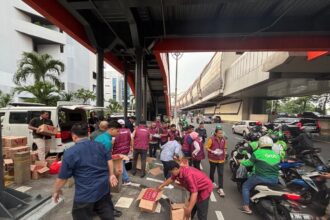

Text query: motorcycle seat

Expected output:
[259,184,289,191]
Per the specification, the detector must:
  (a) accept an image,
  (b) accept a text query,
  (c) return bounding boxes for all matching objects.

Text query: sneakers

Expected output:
[218,188,225,197]
[212,182,218,188]
[123,181,132,186]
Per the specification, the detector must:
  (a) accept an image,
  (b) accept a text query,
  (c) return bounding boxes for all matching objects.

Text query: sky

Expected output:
[169,52,215,95]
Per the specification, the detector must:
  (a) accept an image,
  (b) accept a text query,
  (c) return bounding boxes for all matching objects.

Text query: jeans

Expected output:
[191,197,209,220]
[149,143,159,158]
[72,194,114,220]
[209,162,224,188]
[122,160,129,182]
[192,160,201,170]
[161,161,171,179]
[242,175,278,205]
[132,149,147,175]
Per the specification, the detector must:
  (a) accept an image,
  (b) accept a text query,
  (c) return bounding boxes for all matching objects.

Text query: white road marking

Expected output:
[215,211,225,220]
[129,183,141,187]
[210,192,217,202]
[146,177,163,183]
[200,163,203,170]
[154,162,164,166]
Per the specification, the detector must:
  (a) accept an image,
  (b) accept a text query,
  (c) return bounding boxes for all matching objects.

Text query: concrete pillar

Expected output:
[143,73,147,121]
[96,49,104,107]
[241,98,267,120]
[135,48,143,125]
[241,98,251,120]
[252,98,267,114]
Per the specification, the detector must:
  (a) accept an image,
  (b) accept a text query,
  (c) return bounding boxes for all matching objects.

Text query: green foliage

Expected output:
[107,99,123,113]
[0,91,12,107]
[60,91,75,101]
[74,88,96,104]
[14,52,64,89]
[14,81,60,106]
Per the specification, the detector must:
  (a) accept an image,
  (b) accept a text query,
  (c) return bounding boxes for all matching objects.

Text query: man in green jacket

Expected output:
[240,136,280,214]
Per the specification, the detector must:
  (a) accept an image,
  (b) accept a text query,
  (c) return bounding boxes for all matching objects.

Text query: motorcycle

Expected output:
[250,185,313,220]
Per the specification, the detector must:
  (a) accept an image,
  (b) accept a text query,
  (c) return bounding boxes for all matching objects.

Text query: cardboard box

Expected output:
[46,156,58,167]
[171,203,186,220]
[2,136,27,148]
[30,151,38,164]
[137,188,163,213]
[38,124,58,136]
[8,146,30,159]
[149,167,163,177]
[30,161,49,180]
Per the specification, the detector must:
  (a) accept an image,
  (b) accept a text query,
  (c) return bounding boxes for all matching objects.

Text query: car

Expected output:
[272,117,320,138]
[232,120,259,137]
[212,115,222,123]
[0,102,102,153]
[299,112,322,118]
[202,116,212,124]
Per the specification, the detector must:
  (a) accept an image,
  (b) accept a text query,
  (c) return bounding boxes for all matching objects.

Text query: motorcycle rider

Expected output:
[291,129,313,154]
[240,136,281,214]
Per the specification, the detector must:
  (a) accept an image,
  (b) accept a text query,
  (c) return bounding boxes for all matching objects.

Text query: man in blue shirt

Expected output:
[53,122,118,220]
[160,137,183,179]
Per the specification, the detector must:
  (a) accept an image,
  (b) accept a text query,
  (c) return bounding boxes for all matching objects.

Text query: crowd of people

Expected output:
[48,112,330,220]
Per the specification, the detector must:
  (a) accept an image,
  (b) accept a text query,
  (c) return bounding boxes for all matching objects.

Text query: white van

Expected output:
[0,103,102,153]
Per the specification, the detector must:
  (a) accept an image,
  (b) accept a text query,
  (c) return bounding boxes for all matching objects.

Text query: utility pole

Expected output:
[171,53,183,122]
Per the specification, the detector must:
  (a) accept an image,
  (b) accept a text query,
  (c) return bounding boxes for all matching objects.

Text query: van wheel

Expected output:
[32,143,38,151]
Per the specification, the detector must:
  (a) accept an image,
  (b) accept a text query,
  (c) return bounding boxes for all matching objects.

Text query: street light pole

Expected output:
[171,53,183,122]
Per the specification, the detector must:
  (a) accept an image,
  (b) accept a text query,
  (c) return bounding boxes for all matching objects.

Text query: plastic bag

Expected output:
[236,165,248,179]
[49,160,62,174]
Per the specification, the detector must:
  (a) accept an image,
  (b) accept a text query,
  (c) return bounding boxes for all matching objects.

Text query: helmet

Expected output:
[256,121,262,126]
[216,124,222,130]
[249,133,259,142]
[269,134,278,143]
[258,136,273,148]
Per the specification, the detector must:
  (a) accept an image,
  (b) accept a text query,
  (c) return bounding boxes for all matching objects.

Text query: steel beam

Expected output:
[96,49,104,107]
[124,61,128,122]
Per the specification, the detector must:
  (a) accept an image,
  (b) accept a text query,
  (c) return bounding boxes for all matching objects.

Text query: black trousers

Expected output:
[192,160,201,170]
[132,149,147,174]
[183,151,192,166]
[161,160,171,179]
[72,194,114,220]
[191,197,210,220]
[209,161,224,188]
[149,143,159,158]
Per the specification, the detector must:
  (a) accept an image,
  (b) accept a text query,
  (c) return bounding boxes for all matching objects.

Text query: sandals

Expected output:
[239,207,253,215]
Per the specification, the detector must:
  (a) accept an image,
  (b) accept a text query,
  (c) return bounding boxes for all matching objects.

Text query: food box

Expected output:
[137,188,163,213]
[30,161,49,180]
[2,136,27,148]
[38,124,58,136]
[8,146,30,159]
[171,203,186,220]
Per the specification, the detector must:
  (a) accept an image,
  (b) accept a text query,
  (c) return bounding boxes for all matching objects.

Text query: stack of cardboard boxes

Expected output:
[2,136,29,160]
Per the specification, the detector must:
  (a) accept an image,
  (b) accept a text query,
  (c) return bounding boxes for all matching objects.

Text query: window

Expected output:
[93,85,96,92]
[93,72,97,79]
[60,45,64,53]
[28,111,52,122]
[112,78,117,100]
[9,112,28,124]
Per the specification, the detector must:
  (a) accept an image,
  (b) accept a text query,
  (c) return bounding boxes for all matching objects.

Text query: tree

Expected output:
[0,91,12,107]
[74,88,96,104]
[60,91,75,101]
[14,81,60,106]
[14,52,64,89]
[107,99,123,113]
[312,93,330,115]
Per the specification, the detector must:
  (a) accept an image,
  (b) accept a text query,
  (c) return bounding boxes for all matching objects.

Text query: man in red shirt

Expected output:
[158,161,212,220]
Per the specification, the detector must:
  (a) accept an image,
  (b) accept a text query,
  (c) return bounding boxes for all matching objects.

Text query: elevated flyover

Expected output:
[24,0,330,123]
[178,51,330,122]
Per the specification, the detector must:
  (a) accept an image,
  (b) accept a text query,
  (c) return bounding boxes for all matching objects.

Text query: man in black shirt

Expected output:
[195,122,207,143]
[28,111,54,161]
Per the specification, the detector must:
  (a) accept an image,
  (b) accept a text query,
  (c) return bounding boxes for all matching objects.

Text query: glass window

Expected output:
[9,112,28,124]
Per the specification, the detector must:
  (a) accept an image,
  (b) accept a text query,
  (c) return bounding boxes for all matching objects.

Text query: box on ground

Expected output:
[8,146,30,159]
[137,188,163,213]
[2,136,27,148]
[30,161,49,180]
[38,124,58,136]
[46,156,58,167]
[171,203,186,220]
[149,167,163,176]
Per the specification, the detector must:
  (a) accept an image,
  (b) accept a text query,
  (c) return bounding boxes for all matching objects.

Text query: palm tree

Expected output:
[14,81,60,106]
[60,91,75,101]
[14,52,64,89]
[74,88,96,104]
[107,99,123,113]
[0,91,12,107]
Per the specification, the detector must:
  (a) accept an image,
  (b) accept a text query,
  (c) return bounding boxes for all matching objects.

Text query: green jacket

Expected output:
[241,148,280,179]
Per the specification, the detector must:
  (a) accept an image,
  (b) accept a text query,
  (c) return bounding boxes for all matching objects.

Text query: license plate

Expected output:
[290,213,313,220]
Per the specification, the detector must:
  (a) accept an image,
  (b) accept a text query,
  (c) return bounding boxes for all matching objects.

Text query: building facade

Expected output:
[0,0,96,101]
[104,69,131,107]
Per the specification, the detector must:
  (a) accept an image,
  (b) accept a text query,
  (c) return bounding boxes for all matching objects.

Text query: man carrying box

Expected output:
[157,161,213,220]
[53,122,118,220]
[28,111,54,161]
